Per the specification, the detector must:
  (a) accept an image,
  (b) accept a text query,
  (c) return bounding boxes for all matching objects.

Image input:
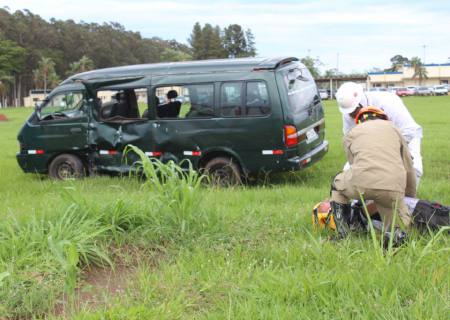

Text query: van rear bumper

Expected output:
[286,140,328,169]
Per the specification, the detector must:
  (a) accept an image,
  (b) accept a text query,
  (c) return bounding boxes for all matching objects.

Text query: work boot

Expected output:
[349,201,366,232]
[383,227,407,249]
[331,201,351,239]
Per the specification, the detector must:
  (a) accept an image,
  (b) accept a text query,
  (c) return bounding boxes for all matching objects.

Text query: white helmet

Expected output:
[336,82,364,114]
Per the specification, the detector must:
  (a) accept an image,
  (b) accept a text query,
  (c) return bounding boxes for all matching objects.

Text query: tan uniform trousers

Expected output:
[331,172,411,229]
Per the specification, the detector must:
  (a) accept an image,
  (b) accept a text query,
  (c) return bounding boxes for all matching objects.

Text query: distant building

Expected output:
[368,63,450,88]
[314,75,367,98]
[23,89,52,107]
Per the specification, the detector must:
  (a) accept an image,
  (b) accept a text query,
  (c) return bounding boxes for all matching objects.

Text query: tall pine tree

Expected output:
[223,24,247,58]
[188,22,204,60]
[245,29,256,57]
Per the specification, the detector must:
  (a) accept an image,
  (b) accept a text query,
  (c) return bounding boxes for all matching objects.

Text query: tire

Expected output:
[48,154,85,180]
[203,157,242,187]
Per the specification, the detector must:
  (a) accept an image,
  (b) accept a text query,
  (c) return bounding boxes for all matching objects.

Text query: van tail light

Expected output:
[284,125,298,147]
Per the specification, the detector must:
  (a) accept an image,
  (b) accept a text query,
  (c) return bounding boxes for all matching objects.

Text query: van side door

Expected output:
[149,74,219,168]
[88,84,155,173]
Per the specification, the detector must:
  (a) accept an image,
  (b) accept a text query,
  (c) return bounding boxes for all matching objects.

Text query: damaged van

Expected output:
[17,57,328,183]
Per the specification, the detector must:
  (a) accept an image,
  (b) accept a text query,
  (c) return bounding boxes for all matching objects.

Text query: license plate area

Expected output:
[306,128,319,144]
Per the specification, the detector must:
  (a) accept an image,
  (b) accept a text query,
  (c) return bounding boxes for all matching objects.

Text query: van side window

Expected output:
[155,84,215,119]
[246,81,270,116]
[220,82,243,117]
[220,81,270,117]
[40,91,85,120]
[97,88,147,121]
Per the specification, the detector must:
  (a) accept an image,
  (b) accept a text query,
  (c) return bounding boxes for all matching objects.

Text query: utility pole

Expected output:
[422,45,426,64]
[336,52,340,73]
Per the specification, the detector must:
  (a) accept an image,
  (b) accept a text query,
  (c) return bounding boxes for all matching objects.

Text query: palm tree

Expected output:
[33,57,60,94]
[410,57,428,85]
[66,55,95,76]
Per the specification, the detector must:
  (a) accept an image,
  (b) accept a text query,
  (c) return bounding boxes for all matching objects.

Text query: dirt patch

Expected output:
[53,263,135,317]
[0,114,8,121]
[53,245,167,317]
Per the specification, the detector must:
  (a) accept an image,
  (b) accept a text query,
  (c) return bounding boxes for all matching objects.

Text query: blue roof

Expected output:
[367,71,402,75]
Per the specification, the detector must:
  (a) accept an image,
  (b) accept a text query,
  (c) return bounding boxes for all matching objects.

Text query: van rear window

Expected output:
[283,67,317,113]
[220,81,270,117]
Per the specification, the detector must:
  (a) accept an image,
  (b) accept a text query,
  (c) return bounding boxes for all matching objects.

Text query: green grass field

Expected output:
[0,97,449,319]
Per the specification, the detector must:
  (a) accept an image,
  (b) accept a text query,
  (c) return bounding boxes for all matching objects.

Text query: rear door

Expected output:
[276,64,325,156]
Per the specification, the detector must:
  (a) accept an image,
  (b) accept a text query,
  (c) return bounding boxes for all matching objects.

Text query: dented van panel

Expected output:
[17,57,328,179]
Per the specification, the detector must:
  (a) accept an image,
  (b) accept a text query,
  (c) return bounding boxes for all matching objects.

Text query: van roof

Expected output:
[62,57,300,84]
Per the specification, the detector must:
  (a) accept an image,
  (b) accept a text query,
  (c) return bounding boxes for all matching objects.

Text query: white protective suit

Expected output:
[342,91,423,184]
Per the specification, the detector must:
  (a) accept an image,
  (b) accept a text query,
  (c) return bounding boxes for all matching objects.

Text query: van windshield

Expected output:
[40,91,84,119]
[282,67,317,114]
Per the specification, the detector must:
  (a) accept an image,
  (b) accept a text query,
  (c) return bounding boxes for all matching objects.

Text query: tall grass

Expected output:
[125,144,206,236]
[0,97,449,318]
[0,145,209,317]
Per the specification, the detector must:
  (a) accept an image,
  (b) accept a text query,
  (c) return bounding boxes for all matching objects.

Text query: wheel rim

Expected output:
[209,165,238,186]
[57,161,76,180]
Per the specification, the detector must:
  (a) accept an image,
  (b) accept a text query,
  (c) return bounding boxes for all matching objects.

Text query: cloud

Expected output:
[2,0,450,72]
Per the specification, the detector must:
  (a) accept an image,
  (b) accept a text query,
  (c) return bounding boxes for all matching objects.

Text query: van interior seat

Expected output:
[110,90,140,118]
[127,90,140,118]
[110,92,128,117]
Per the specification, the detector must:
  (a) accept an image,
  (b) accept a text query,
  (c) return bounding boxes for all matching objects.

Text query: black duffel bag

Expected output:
[412,200,450,231]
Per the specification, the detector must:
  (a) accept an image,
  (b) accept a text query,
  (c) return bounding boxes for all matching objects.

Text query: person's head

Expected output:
[336,82,365,117]
[167,90,178,101]
[354,106,388,125]
[115,91,126,102]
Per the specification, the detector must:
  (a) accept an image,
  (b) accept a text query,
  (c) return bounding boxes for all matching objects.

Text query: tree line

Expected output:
[189,22,256,59]
[0,8,256,107]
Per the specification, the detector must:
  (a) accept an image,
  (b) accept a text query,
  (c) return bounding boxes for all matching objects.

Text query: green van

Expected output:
[17,57,328,183]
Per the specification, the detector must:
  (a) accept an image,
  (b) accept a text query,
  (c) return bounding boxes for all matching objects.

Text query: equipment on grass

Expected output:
[312,199,449,234]
[412,200,449,231]
[313,200,370,232]
[331,201,351,239]
[312,201,335,230]
[383,228,408,248]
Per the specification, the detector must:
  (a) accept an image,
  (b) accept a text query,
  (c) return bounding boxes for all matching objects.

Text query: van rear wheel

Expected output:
[204,157,242,187]
[49,154,85,180]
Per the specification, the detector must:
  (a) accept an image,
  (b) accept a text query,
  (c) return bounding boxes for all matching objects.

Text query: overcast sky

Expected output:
[2,0,450,73]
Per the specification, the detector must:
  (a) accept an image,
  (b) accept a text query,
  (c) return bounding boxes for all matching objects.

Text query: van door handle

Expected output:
[70,128,82,133]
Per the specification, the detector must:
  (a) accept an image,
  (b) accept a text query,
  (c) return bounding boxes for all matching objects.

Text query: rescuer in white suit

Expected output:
[335,82,423,185]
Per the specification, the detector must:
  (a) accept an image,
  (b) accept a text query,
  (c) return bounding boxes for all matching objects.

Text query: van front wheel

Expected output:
[49,154,85,180]
[204,157,242,186]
